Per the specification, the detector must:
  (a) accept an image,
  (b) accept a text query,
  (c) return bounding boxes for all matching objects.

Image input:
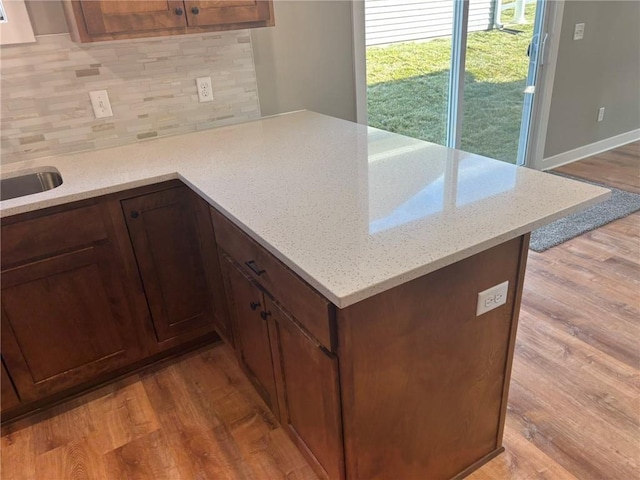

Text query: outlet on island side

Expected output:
[476,281,509,316]
[196,76,214,103]
[597,107,605,122]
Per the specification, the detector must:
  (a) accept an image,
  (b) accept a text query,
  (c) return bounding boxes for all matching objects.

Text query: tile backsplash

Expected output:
[0,31,260,164]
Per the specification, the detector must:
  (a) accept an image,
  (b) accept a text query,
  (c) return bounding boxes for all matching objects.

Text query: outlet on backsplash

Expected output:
[89,90,113,119]
[196,77,214,103]
[0,32,260,165]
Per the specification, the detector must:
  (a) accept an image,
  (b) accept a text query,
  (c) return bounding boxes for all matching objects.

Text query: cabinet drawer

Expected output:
[210,208,335,351]
[1,203,108,268]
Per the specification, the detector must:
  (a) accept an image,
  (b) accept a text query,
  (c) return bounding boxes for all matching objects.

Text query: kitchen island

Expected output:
[0,111,608,479]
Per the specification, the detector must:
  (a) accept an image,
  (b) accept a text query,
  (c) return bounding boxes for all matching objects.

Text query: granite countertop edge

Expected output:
[0,111,610,308]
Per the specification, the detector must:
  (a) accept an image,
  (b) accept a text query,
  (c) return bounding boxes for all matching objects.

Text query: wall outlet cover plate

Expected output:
[476,281,509,316]
[89,90,113,119]
[196,76,214,103]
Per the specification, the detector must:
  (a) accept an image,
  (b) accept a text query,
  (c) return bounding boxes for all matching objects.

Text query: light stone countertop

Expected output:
[0,111,610,308]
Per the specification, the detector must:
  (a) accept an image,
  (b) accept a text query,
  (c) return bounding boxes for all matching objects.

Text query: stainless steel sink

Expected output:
[1,168,63,201]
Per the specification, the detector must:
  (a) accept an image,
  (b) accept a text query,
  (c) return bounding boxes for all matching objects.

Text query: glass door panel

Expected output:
[364,0,548,165]
[459,0,543,163]
[365,0,454,146]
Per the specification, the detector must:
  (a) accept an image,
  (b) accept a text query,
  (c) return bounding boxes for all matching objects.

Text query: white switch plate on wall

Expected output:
[476,281,509,316]
[89,90,113,118]
[573,23,585,40]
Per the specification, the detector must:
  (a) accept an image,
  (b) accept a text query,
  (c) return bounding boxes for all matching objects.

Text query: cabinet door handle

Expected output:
[191,6,200,14]
[245,260,265,276]
[175,7,184,15]
[260,310,272,321]
[249,301,260,311]
[130,211,139,219]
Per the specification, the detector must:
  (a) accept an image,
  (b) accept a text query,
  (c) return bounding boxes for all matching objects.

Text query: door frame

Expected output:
[352,0,368,126]
[522,0,564,169]
[515,0,549,166]
[446,0,470,149]
[352,0,565,170]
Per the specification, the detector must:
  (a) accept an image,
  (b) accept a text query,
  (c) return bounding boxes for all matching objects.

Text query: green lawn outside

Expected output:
[367,4,536,163]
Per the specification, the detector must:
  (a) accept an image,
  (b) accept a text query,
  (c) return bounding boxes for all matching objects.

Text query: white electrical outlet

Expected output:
[89,90,113,119]
[196,76,214,103]
[476,281,509,316]
[597,107,605,122]
[573,23,585,40]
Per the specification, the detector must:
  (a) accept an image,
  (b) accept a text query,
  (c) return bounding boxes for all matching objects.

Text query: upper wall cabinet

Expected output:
[62,0,274,43]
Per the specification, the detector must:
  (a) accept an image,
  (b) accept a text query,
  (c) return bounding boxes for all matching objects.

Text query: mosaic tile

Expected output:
[0,31,260,164]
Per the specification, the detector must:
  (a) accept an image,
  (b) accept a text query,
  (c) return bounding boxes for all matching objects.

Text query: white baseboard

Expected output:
[541,129,640,171]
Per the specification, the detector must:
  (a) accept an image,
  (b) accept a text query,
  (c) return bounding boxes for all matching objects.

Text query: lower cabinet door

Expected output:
[268,298,345,480]
[0,244,143,402]
[122,186,216,345]
[1,360,20,412]
[223,257,279,416]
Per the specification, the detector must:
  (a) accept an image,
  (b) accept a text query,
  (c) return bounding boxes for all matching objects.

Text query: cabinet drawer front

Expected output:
[210,208,334,351]
[1,203,108,269]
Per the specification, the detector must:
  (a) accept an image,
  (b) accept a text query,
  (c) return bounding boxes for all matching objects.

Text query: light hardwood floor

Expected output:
[2,143,639,480]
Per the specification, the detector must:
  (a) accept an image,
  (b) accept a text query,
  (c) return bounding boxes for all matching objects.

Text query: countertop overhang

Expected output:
[0,111,610,307]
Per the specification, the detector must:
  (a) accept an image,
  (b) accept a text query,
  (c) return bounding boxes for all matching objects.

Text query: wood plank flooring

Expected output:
[2,347,317,480]
[470,141,639,480]
[2,142,638,479]
[554,141,640,193]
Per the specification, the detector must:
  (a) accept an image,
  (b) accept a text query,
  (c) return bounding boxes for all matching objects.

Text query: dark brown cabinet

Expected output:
[210,207,334,350]
[122,186,220,346]
[222,257,279,416]
[268,298,345,480]
[0,180,528,479]
[212,208,344,480]
[63,0,274,43]
[1,360,20,412]
[0,202,147,403]
[0,182,226,421]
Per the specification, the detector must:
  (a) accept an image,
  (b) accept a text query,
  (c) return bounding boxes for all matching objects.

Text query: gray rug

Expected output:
[530,173,640,252]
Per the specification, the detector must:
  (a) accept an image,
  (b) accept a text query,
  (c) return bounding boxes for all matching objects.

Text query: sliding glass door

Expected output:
[365,0,549,165]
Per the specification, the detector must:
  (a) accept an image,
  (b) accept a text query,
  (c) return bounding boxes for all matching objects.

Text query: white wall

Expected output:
[251,0,357,121]
[24,0,67,35]
[543,1,640,159]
